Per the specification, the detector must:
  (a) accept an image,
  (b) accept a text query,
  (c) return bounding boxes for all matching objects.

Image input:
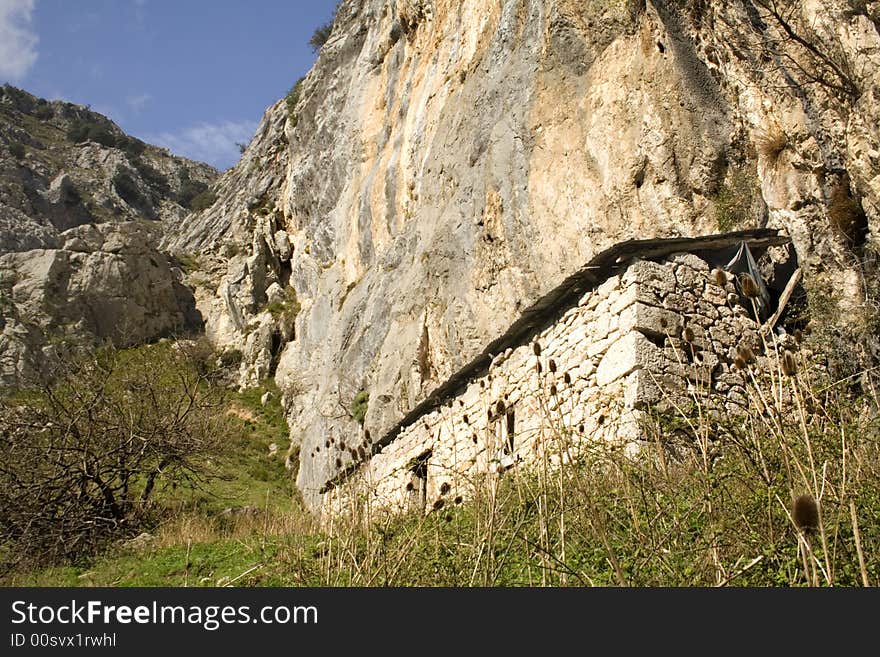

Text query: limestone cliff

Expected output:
[171,0,880,508]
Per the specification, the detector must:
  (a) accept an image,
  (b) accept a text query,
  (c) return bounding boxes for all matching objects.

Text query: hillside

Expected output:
[0,85,218,383]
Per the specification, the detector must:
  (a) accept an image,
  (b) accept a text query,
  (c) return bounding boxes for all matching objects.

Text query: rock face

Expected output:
[168,0,880,509]
[0,85,217,382]
[0,222,201,383]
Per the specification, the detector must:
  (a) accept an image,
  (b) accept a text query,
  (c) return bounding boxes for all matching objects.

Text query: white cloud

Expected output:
[0,0,38,82]
[147,119,258,169]
[127,93,151,114]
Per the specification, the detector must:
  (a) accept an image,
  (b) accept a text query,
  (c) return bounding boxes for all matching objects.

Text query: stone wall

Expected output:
[321,251,765,521]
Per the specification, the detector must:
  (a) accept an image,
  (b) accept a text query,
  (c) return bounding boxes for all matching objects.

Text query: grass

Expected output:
[755,124,788,165]
[175,251,203,273]
[15,536,287,587]
[350,390,369,426]
[714,163,762,232]
[263,286,301,321]
[1,372,300,586]
[155,380,294,516]
[6,327,880,588]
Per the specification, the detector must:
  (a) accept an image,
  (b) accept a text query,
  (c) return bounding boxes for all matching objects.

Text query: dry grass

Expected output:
[302,331,880,586]
[755,124,788,165]
[828,179,868,249]
[154,505,319,550]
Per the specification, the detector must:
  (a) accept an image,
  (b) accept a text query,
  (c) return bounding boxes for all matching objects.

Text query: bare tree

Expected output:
[747,0,860,102]
[0,341,231,570]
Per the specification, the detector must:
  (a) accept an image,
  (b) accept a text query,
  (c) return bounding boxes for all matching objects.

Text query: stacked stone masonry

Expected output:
[322,251,764,521]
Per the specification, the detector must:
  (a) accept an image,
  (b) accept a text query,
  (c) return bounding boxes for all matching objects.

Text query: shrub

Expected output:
[67,120,117,148]
[714,164,762,233]
[112,170,146,208]
[2,85,36,113]
[219,348,244,369]
[309,22,334,52]
[121,136,146,158]
[189,189,217,212]
[177,168,209,208]
[828,178,868,249]
[9,141,25,159]
[0,343,231,569]
[33,103,53,120]
[132,158,170,196]
[350,390,369,426]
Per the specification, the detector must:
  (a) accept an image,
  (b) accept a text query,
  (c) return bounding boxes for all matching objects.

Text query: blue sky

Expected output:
[0,0,339,169]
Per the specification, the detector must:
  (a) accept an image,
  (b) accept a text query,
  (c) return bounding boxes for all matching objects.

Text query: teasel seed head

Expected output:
[737,344,756,363]
[533,342,542,356]
[793,494,819,533]
[549,359,557,373]
[683,326,695,343]
[739,273,760,299]
[781,350,798,377]
[713,269,728,287]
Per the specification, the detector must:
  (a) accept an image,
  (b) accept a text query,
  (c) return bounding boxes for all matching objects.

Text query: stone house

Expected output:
[321,229,795,520]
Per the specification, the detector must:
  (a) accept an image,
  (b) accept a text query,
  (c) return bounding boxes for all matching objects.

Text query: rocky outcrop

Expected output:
[0,85,216,255]
[166,0,880,509]
[163,100,293,387]
[0,86,217,382]
[0,222,200,384]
